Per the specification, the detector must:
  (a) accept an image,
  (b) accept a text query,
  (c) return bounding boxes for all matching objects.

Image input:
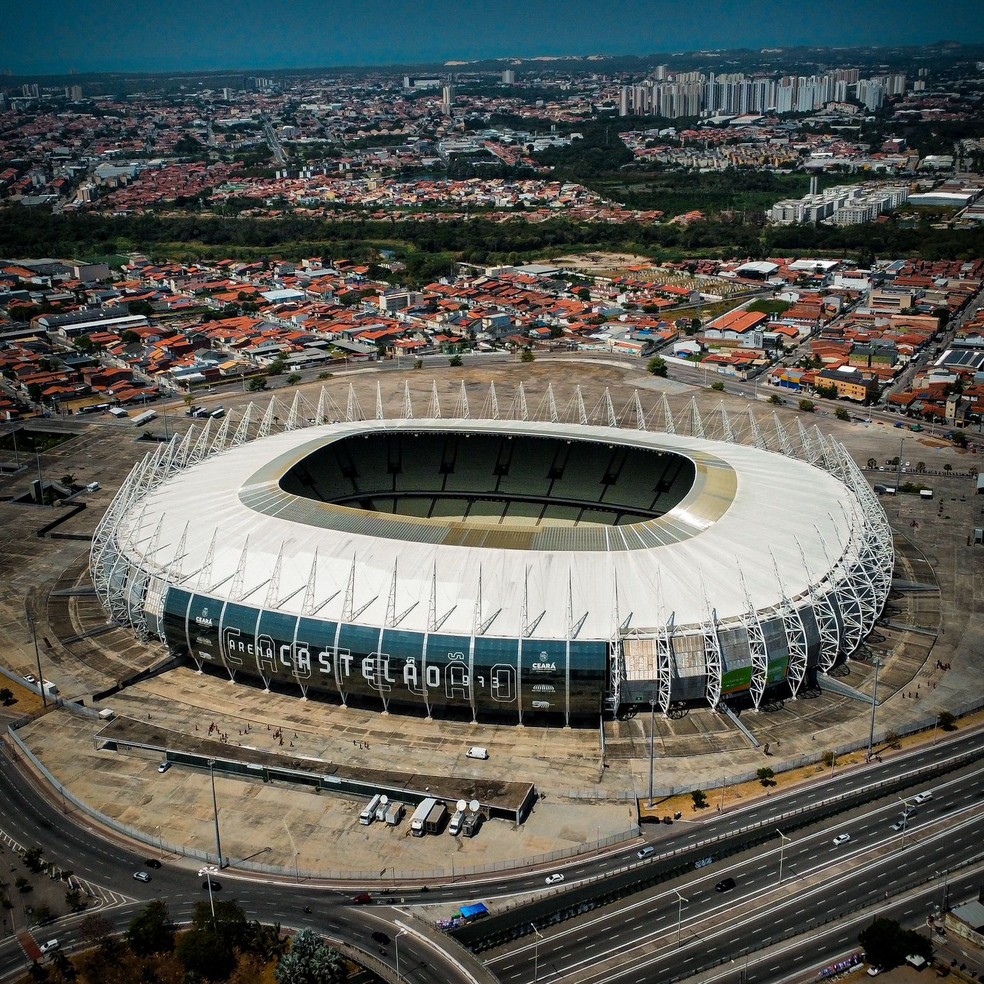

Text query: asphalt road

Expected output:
[3,725,984,983]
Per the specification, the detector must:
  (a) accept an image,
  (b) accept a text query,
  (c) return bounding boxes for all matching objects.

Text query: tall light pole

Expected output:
[933,714,940,745]
[867,658,882,761]
[898,796,912,847]
[198,865,218,921]
[395,928,408,978]
[208,760,224,868]
[648,691,656,808]
[531,924,543,983]
[26,613,46,708]
[674,888,687,946]
[777,829,791,884]
[283,821,299,883]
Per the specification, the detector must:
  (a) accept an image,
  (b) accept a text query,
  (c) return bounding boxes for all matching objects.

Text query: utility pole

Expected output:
[532,924,543,982]
[777,829,791,884]
[867,658,882,761]
[208,760,224,868]
[674,888,687,946]
[648,690,656,808]
[27,613,46,708]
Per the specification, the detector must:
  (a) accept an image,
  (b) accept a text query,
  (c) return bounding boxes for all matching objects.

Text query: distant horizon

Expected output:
[4,0,984,76]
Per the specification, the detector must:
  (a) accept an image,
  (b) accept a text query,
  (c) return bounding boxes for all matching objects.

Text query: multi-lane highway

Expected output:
[2,727,983,983]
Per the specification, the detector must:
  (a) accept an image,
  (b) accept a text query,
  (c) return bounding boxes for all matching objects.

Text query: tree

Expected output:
[835,408,850,421]
[64,887,87,912]
[756,767,776,787]
[78,913,113,945]
[938,711,956,732]
[520,348,535,363]
[275,928,347,984]
[915,462,926,473]
[61,473,75,488]
[267,355,288,377]
[943,463,952,473]
[798,399,816,413]
[247,376,268,392]
[768,393,784,406]
[285,373,302,386]
[448,354,464,367]
[32,903,54,925]
[859,917,932,970]
[0,688,14,706]
[178,924,237,981]
[127,899,175,956]
[710,380,725,392]
[691,789,708,811]
[23,847,44,873]
[867,458,877,469]
[647,356,668,377]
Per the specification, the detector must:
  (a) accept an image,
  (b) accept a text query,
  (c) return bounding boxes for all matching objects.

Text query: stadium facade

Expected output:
[91,394,894,726]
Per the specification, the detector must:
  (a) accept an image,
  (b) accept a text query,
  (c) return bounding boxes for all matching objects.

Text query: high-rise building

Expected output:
[442,84,454,115]
[501,70,516,84]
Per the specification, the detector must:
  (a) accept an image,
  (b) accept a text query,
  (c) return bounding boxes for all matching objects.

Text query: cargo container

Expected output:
[359,793,382,825]
[410,797,438,836]
[384,802,404,826]
[919,489,933,499]
[424,800,448,834]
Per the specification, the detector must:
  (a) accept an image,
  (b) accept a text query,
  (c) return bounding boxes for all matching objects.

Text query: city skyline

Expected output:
[5,0,984,76]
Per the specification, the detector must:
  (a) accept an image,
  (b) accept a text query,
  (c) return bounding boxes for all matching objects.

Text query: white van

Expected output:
[466,746,489,760]
[448,810,465,835]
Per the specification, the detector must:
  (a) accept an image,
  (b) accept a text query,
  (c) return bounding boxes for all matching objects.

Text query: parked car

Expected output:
[133,871,151,882]
[157,761,171,773]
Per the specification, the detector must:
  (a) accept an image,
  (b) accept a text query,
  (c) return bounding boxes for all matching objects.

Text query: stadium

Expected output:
[91,390,895,726]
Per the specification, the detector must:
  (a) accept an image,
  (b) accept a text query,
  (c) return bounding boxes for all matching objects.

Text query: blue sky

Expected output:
[4,0,982,74]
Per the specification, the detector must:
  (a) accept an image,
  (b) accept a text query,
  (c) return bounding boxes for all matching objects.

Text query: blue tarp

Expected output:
[460,903,489,921]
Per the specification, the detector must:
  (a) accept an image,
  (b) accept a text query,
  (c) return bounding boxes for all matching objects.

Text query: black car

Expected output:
[371,931,390,945]
[202,879,221,891]
[715,877,737,893]
[145,859,162,869]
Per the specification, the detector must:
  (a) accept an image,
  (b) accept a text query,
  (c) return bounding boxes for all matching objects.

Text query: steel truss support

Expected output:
[453,380,470,419]
[347,383,364,422]
[699,593,723,710]
[513,382,529,421]
[427,380,442,419]
[690,397,705,440]
[795,418,823,467]
[574,385,588,426]
[738,568,768,711]
[284,391,303,431]
[485,381,500,420]
[661,394,676,435]
[720,404,736,444]
[603,388,618,428]
[257,397,279,439]
[796,538,840,672]
[230,404,253,447]
[633,390,646,431]
[402,381,414,419]
[654,574,673,716]
[606,568,623,716]
[771,552,808,698]
[747,407,767,450]
[772,412,794,456]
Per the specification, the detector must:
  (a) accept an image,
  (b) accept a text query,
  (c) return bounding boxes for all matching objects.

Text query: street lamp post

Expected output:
[395,928,408,979]
[156,825,164,860]
[777,829,791,885]
[898,796,913,847]
[933,714,940,745]
[674,888,687,946]
[283,821,299,883]
[531,924,543,983]
[198,865,218,921]
[26,613,46,708]
[208,760,224,868]
[648,692,656,808]
[867,658,882,761]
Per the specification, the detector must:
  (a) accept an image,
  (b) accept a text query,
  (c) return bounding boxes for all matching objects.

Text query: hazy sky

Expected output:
[4,0,982,75]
